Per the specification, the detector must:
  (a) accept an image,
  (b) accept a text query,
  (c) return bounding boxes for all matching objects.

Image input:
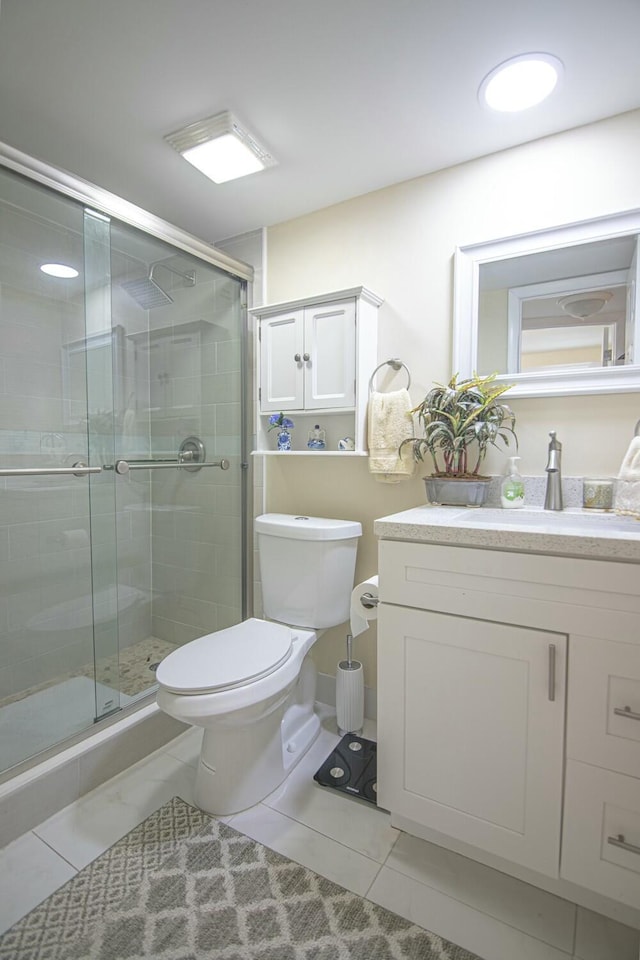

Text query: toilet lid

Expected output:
[155,619,293,695]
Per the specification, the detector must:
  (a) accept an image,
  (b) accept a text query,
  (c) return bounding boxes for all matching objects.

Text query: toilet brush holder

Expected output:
[336,634,364,735]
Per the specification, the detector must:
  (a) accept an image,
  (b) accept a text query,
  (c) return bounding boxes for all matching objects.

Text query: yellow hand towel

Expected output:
[614,436,640,519]
[367,388,416,483]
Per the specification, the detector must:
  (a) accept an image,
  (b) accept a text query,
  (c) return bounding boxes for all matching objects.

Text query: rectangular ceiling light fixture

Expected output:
[164,110,276,184]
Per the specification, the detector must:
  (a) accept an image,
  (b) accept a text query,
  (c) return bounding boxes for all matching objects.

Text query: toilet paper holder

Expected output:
[360,592,379,609]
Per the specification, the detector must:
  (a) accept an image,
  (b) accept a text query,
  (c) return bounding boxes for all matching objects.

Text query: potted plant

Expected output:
[401,373,517,506]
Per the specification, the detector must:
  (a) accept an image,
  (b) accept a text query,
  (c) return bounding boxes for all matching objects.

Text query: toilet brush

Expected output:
[336,634,364,736]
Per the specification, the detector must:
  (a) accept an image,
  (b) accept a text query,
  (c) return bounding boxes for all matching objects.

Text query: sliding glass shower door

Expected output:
[0,161,247,776]
[0,169,119,772]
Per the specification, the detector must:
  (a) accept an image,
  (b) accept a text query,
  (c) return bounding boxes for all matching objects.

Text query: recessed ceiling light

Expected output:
[165,110,276,184]
[479,53,563,112]
[40,263,79,278]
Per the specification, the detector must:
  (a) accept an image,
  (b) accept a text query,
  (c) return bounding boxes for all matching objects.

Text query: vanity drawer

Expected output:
[561,759,640,909]
[568,636,640,779]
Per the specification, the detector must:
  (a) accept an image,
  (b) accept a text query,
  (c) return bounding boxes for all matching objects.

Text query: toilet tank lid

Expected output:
[255,513,362,541]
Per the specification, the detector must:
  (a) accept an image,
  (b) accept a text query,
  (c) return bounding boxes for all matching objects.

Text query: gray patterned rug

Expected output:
[0,797,481,960]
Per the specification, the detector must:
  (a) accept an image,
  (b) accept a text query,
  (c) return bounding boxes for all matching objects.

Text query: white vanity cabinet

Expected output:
[251,287,381,454]
[375,526,640,914]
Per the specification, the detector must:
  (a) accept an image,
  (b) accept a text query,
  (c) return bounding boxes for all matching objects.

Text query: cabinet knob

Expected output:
[303,352,310,362]
[294,353,301,362]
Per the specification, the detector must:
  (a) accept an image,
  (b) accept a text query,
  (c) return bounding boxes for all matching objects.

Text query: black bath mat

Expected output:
[313,733,378,805]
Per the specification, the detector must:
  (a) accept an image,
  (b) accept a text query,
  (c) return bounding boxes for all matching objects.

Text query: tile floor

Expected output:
[0,704,638,960]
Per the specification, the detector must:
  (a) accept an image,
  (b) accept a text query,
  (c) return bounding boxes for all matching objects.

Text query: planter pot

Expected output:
[424,476,491,507]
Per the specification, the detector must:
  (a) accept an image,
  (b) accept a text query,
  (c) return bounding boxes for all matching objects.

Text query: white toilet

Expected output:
[156,513,362,815]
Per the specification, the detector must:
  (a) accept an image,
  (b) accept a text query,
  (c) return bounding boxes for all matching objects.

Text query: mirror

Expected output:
[454,210,640,397]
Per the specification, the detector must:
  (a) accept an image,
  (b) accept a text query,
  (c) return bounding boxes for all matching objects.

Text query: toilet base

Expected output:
[194,658,321,815]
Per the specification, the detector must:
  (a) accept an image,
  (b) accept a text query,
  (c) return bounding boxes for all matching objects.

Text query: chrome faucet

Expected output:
[544,431,563,511]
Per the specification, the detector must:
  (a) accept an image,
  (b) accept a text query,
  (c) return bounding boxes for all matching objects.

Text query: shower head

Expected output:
[121,261,196,310]
[121,275,173,309]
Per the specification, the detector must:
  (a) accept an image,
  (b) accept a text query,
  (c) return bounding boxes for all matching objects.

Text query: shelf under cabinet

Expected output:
[252,450,368,457]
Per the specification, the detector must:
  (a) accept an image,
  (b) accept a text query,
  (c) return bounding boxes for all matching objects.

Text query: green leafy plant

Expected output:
[400,373,517,477]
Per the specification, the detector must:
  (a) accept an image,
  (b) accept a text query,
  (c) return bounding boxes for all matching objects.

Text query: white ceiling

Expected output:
[1,0,640,245]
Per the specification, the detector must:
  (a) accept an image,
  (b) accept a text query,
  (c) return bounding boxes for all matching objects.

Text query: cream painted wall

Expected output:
[264,109,640,685]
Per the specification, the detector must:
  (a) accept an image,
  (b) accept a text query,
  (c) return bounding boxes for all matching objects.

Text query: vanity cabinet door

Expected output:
[377,604,566,878]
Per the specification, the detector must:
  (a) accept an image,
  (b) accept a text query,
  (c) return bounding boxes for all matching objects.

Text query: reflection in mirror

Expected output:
[454,211,640,397]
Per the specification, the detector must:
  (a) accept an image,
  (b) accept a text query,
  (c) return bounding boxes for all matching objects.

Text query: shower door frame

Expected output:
[0,139,255,720]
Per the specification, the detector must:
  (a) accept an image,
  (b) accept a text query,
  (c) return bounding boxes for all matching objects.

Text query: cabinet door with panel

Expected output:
[259,299,355,413]
[377,603,566,877]
[259,309,304,412]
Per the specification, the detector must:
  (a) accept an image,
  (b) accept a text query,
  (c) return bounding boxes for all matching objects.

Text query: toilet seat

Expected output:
[155,618,293,695]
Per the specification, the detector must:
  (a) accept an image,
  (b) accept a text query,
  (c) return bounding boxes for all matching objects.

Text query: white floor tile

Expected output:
[368,865,573,960]
[574,906,640,960]
[228,802,380,897]
[385,831,576,952]
[33,751,196,870]
[263,722,399,863]
[0,831,76,934]
[162,725,203,769]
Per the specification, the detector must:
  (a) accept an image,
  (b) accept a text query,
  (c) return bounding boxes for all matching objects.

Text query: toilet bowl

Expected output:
[155,514,361,815]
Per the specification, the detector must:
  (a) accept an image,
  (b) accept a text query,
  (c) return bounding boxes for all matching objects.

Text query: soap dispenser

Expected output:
[501,456,525,509]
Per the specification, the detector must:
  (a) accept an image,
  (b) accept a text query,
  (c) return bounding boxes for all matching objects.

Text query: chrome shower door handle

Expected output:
[0,462,102,477]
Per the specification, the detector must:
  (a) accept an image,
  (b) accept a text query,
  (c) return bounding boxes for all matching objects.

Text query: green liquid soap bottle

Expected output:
[501,456,525,509]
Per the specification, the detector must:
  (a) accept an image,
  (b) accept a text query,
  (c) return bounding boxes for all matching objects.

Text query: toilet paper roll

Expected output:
[349,575,379,638]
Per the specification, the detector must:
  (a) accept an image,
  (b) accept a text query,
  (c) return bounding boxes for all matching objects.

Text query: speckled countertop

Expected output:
[374,505,640,562]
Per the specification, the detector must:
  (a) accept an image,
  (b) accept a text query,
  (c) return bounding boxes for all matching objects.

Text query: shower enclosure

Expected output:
[0,147,251,776]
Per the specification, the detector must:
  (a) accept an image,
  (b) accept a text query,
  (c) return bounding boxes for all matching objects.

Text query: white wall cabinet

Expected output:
[377,537,640,916]
[259,299,356,413]
[251,287,381,454]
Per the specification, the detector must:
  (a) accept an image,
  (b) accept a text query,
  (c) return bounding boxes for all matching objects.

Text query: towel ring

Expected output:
[368,358,411,394]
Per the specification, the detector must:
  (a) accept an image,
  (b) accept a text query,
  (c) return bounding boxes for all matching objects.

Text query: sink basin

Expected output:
[462,507,640,535]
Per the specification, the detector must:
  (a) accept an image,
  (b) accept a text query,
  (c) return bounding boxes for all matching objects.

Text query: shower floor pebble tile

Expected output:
[0,705,638,960]
[0,635,178,710]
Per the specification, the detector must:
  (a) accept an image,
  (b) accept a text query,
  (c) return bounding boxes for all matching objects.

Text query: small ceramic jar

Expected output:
[582,478,614,510]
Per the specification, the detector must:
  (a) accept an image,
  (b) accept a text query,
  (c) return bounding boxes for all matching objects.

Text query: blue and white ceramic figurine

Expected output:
[268,412,295,451]
[277,429,292,451]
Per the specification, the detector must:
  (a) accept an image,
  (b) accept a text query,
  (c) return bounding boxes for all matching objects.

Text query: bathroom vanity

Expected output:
[375,506,640,923]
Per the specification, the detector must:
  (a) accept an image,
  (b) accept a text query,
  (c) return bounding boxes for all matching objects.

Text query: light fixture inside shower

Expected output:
[164,110,276,184]
[40,262,79,278]
[121,261,196,310]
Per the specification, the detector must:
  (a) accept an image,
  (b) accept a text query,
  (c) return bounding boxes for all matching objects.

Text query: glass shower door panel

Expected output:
[84,209,120,721]
[110,222,245,675]
[0,169,98,773]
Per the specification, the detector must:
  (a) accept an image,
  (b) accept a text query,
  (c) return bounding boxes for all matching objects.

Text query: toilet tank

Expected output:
[255,514,362,629]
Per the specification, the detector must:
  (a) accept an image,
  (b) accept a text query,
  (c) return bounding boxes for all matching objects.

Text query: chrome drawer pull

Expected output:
[613,705,640,722]
[607,834,640,856]
[548,643,556,702]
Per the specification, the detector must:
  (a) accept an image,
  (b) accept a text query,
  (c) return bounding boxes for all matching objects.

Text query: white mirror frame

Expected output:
[453,209,640,398]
